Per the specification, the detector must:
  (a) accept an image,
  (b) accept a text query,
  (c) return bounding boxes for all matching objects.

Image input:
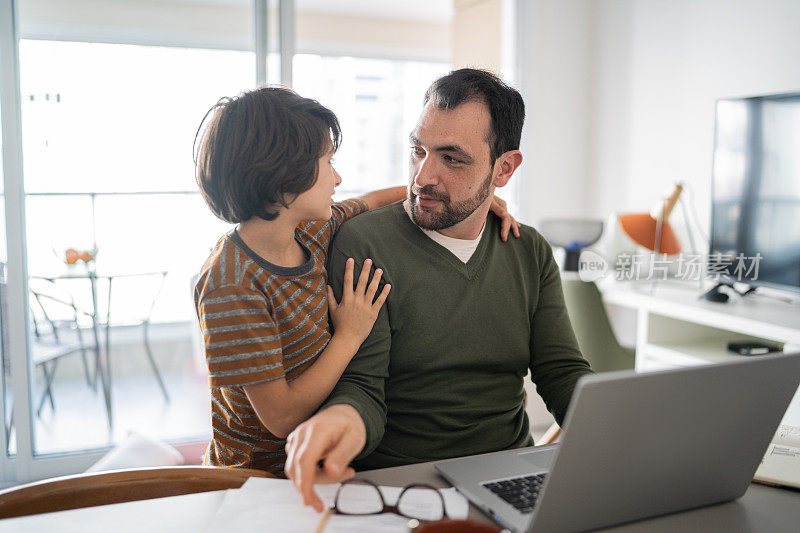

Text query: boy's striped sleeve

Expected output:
[329,198,369,234]
[198,284,285,388]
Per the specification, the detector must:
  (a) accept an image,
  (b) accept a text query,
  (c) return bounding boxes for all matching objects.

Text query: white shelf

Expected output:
[601,281,800,345]
[599,279,800,426]
[643,339,760,366]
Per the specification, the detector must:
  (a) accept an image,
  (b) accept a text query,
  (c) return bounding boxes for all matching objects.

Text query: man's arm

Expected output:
[528,236,594,425]
[322,245,392,456]
[286,229,393,511]
[285,403,365,511]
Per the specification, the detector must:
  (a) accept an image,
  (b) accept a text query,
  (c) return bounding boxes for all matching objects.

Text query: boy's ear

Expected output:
[493,150,523,188]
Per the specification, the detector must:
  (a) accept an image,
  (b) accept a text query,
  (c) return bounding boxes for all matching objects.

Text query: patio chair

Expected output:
[28,271,171,430]
[2,278,100,449]
[29,282,98,416]
[0,465,273,519]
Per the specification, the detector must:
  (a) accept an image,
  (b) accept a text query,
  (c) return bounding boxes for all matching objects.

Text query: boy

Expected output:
[193,86,517,476]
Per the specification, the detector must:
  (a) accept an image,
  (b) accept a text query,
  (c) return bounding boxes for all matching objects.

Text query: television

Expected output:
[709,91,800,293]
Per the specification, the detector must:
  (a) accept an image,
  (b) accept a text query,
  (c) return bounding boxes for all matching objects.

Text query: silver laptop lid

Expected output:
[529,352,800,532]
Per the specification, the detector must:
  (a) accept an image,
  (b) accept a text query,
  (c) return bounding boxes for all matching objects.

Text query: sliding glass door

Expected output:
[1,0,272,483]
[2,0,452,484]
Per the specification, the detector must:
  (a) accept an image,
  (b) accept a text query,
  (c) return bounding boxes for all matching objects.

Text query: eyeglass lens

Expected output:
[336,480,446,521]
[336,482,384,515]
[397,487,445,521]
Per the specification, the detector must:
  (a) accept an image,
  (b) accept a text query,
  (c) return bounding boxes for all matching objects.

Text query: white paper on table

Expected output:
[754,424,800,489]
[206,477,469,533]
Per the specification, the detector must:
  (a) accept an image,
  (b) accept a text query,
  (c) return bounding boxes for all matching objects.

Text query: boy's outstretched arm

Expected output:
[356,185,520,241]
[357,186,407,210]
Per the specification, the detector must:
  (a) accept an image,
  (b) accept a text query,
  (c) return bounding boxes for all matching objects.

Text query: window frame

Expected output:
[0,0,286,485]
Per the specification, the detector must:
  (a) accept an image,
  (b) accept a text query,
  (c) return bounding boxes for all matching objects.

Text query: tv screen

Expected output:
[710,92,800,292]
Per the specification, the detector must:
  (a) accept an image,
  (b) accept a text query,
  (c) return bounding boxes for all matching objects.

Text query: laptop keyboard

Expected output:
[482,473,547,514]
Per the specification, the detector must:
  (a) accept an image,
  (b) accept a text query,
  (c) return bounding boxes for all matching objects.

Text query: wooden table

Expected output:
[2,460,799,532]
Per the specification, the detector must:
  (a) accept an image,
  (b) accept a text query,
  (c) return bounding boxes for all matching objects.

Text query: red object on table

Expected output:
[413,519,501,532]
[618,183,683,255]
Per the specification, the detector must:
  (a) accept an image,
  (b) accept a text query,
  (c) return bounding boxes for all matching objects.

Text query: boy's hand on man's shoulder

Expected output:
[327,257,390,347]
[490,195,521,242]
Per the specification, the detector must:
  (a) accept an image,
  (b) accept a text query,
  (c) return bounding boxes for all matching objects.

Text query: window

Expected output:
[2,0,453,482]
[293,55,449,198]
[18,39,252,456]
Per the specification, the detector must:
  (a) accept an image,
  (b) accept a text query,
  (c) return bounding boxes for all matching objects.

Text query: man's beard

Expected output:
[409,171,494,231]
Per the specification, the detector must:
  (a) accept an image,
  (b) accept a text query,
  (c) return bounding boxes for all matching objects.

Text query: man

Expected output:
[285,69,593,511]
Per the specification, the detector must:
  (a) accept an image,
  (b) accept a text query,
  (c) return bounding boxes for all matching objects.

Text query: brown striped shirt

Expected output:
[194,199,368,476]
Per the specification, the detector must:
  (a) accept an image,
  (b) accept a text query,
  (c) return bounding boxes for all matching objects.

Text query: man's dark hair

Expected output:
[423,68,525,163]
[194,86,341,223]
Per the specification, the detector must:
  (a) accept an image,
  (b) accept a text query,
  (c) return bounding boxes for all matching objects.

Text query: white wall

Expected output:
[516,0,596,224]
[453,0,503,72]
[519,0,800,233]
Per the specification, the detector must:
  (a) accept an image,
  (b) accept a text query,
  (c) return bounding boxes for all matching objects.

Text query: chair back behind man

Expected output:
[538,279,635,444]
[561,278,635,372]
[0,466,272,519]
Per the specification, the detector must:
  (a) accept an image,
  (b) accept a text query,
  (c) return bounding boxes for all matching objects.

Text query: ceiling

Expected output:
[142,0,454,24]
[297,0,453,23]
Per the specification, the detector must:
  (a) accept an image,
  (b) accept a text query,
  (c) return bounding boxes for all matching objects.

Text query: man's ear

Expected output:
[492,150,523,188]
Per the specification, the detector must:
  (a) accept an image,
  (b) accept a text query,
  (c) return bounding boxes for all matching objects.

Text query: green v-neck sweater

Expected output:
[325,202,592,470]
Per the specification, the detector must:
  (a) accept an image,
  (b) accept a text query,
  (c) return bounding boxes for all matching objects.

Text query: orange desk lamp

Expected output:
[618,183,684,255]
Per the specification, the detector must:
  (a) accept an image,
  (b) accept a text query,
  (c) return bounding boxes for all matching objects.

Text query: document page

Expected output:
[207,477,469,533]
[754,424,800,489]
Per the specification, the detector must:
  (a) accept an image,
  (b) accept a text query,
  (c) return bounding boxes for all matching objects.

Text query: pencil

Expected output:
[314,507,333,533]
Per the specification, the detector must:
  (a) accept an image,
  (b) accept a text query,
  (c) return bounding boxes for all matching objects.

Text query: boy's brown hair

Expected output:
[194,86,341,223]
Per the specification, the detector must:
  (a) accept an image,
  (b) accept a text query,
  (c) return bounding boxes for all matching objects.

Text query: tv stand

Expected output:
[599,279,800,425]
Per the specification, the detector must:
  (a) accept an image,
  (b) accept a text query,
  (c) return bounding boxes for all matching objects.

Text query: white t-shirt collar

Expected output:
[403,202,486,264]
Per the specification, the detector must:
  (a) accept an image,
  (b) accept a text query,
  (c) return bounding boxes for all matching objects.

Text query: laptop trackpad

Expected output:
[518,448,556,470]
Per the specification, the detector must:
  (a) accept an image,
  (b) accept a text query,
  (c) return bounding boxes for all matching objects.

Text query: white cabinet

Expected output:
[600,281,800,423]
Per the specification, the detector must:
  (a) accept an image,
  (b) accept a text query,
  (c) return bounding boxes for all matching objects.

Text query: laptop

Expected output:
[435,353,800,533]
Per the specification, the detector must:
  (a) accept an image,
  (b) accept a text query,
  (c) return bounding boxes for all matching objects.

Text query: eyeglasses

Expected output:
[315,479,449,532]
